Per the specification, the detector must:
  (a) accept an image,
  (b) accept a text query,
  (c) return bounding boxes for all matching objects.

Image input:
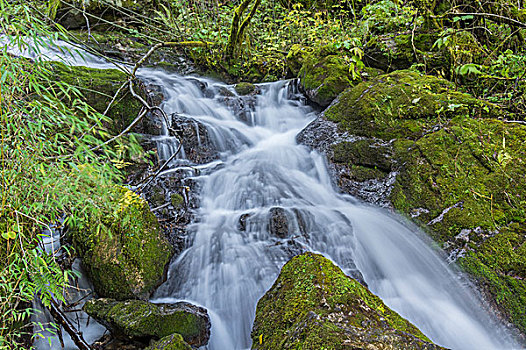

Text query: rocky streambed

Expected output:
[30,41,524,349]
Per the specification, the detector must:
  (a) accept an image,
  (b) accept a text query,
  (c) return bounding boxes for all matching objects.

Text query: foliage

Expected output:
[0,1,141,348]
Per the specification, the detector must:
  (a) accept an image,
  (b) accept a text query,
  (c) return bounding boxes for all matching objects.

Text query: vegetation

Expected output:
[0,1,146,348]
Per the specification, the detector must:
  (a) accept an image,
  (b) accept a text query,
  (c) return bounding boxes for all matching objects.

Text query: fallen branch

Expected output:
[140,141,183,189]
[47,298,91,350]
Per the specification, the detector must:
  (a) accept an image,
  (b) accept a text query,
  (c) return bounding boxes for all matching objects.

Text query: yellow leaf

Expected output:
[259,334,263,344]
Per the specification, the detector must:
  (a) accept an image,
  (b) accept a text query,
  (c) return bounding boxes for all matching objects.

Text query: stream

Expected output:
[14,39,519,349]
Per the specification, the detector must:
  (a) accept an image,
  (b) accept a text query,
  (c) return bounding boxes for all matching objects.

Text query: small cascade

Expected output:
[11,39,519,350]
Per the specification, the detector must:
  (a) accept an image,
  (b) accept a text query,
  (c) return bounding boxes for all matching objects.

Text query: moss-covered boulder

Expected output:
[297,47,355,107]
[325,70,497,140]
[298,69,526,336]
[235,82,256,95]
[71,187,173,300]
[252,253,443,350]
[47,62,145,134]
[84,298,210,347]
[364,33,448,73]
[390,117,526,333]
[145,334,192,350]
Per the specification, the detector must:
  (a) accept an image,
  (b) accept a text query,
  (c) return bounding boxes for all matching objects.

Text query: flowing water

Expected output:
[11,39,519,349]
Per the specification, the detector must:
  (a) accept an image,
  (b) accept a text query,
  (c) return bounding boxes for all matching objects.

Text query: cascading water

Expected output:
[12,39,519,349]
[146,75,518,349]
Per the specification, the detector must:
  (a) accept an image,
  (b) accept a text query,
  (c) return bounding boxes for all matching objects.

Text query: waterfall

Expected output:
[12,39,518,349]
[145,74,517,349]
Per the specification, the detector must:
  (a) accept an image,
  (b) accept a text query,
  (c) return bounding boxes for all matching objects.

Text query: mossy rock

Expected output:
[145,333,192,350]
[298,47,355,107]
[286,44,314,77]
[84,298,210,347]
[47,62,144,135]
[364,32,448,73]
[251,252,444,350]
[389,117,526,333]
[302,69,526,334]
[71,187,173,300]
[324,70,498,140]
[170,193,184,209]
[235,82,256,95]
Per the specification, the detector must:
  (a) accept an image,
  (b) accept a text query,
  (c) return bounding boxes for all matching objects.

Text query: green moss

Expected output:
[46,61,143,134]
[84,298,208,344]
[299,52,353,106]
[252,253,443,350]
[457,224,526,333]
[325,70,498,140]
[235,82,256,95]
[322,68,526,333]
[145,333,192,350]
[366,33,444,71]
[286,44,315,76]
[170,193,184,209]
[72,187,173,300]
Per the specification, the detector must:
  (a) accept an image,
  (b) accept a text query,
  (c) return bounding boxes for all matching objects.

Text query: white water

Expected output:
[147,76,519,349]
[9,38,519,349]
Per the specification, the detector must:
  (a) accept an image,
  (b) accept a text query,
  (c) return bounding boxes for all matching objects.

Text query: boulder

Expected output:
[323,70,497,140]
[252,252,444,349]
[297,46,354,107]
[235,82,257,95]
[84,298,210,347]
[71,187,173,300]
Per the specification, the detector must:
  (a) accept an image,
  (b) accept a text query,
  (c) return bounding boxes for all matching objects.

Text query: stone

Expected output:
[70,187,173,300]
[84,298,210,347]
[251,252,444,349]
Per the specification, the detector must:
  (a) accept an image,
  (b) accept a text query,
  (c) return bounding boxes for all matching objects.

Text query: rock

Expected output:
[293,45,355,107]
[70,187,173,300]
[145,334,192,350]
[323,70,498,140]
[251,252,444,349]
[364,32,446,72]
[235,82,257,95]
[170,193,184,209]
[46,61,148,135]
[171,114,219,164]
[84,298,210,347]
[268,207,289,238]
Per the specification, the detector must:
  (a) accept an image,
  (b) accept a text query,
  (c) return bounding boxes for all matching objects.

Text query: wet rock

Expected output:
[145,334,192,350]
[84,298,210,347]
[70,187,173,300]
[238,213,251,232]
[252,253,444,349]
[235,82,256,95]
[268,207,289,238]
[171,114,219,164]
[220,93,257,125]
